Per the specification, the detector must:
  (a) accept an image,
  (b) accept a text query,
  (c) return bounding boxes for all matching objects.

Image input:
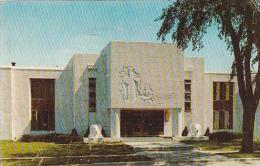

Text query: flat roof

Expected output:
[0,66,64,71]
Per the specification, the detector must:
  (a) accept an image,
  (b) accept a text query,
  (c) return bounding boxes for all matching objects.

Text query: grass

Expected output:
[0,155,152,165]
[181,139,260,158]
[0,141,152,165]
[219,152,260,158]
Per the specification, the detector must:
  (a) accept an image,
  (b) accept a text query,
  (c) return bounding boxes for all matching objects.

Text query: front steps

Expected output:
[83,137,174,143]
[125,142,194,152]
[121,137,173,142]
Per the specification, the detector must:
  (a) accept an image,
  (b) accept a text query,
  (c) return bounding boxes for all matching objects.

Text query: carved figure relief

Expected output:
[119,66,153,103]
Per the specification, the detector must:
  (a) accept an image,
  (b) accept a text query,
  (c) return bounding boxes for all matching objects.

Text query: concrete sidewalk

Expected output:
[125,142,260,166]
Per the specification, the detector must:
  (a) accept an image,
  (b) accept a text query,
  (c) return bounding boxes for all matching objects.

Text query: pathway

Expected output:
[125,142,260,165]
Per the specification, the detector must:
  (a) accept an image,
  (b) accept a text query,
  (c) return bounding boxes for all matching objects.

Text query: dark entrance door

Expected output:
[120,110,164,137]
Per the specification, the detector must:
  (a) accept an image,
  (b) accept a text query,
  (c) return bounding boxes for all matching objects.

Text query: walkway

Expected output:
[125,142,260,165]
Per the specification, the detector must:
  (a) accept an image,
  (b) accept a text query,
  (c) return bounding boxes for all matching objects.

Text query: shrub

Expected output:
[204,127,210,137]
[101,128,106,137]
[70,128,79,137]
[19,133,83,144]
[209,132,242,142]
[182,126,188,136]
[19,133,57,142]
[84,127,90,137]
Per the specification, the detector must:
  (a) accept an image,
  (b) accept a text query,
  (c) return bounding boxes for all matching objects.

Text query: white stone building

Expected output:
[0,41,258,140]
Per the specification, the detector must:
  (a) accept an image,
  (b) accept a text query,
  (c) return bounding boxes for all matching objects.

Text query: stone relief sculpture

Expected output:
[140,83,153,103]
[119,66,153,103]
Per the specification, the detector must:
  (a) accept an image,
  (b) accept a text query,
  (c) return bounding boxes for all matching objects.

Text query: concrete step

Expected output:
[133,145,194,152]
[121,137,173,142]
[125,142,194,152]
[134,146,194,152]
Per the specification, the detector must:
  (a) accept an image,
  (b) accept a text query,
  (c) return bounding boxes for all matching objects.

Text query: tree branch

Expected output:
[237,20,244,41]
[222,12,247,104]
[243,16,254,101]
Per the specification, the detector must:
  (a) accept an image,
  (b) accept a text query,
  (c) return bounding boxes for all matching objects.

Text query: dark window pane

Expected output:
[185,102,191,111]
[89,102,96,107]
[185,93,191,101]
[185,84,191,92]
[89,78,96,112]
[213,82,217,100]
[219,111,225,129]
[89,92,96,97]
[220,83,226,100]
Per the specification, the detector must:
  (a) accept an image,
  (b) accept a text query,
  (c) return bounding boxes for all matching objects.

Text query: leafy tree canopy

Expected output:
[156,0,259,57]
[156,0,260,153]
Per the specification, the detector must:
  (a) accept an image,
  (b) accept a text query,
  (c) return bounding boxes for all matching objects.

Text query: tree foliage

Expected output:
[156,0,259,113]
[156,0,260,153]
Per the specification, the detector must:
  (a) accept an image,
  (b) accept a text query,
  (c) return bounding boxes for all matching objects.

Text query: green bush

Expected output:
[182,126,188,136]
[19,133,83,144]
[209,132,242,142]
[19,133,57,142]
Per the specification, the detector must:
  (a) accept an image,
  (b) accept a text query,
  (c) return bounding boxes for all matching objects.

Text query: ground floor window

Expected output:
[213,82,233,129]
[31,79,55,131]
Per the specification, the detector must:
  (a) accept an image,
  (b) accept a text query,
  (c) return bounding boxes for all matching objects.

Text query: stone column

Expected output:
[164,109,173,137]
[177,108,183,137]
[110,109,120,138]
[172,108,183,138]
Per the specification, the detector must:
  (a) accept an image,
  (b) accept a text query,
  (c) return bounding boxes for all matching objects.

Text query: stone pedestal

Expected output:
[181,123,209,141]
[84,124,103,143]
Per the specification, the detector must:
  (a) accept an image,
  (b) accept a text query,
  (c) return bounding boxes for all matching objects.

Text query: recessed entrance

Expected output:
[120,110,164,137]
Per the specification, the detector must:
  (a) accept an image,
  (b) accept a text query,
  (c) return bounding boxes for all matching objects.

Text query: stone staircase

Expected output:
[121,137,173,143]
[125,142,220,165]
[126,142,194,152]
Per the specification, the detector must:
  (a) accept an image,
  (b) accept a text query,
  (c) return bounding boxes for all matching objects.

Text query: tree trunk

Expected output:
[240,102,256,153]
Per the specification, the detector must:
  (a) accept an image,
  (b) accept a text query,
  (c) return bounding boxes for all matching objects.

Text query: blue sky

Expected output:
[0,0,233,72]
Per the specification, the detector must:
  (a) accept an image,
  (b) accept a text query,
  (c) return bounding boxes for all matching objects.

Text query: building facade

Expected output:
[0,41,259,140]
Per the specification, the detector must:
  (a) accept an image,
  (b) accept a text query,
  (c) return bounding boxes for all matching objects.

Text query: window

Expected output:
[89,78,96,112]
[31,79,55,131]
[184,80,191,112]
[213,82,233,129]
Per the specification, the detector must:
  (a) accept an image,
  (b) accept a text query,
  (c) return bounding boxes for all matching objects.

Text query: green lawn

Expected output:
[182,140,260,158]
[0,141,152,165]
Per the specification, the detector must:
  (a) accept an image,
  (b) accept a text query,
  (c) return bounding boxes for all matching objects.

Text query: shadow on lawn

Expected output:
[2,142,153,165]
[1,155,152,165]
[11,143,136,157]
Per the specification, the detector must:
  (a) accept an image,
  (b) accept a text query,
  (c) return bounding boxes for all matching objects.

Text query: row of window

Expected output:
[31,78,233,131]
[184,80,233,130]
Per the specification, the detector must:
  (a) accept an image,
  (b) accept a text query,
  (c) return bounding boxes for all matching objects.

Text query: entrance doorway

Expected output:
[120,110,164,137]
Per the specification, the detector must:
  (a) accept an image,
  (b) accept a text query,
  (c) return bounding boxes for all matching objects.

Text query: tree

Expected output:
[156,0,260,153]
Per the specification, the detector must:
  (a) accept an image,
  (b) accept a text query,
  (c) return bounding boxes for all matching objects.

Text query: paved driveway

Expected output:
[125,142,260,166]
